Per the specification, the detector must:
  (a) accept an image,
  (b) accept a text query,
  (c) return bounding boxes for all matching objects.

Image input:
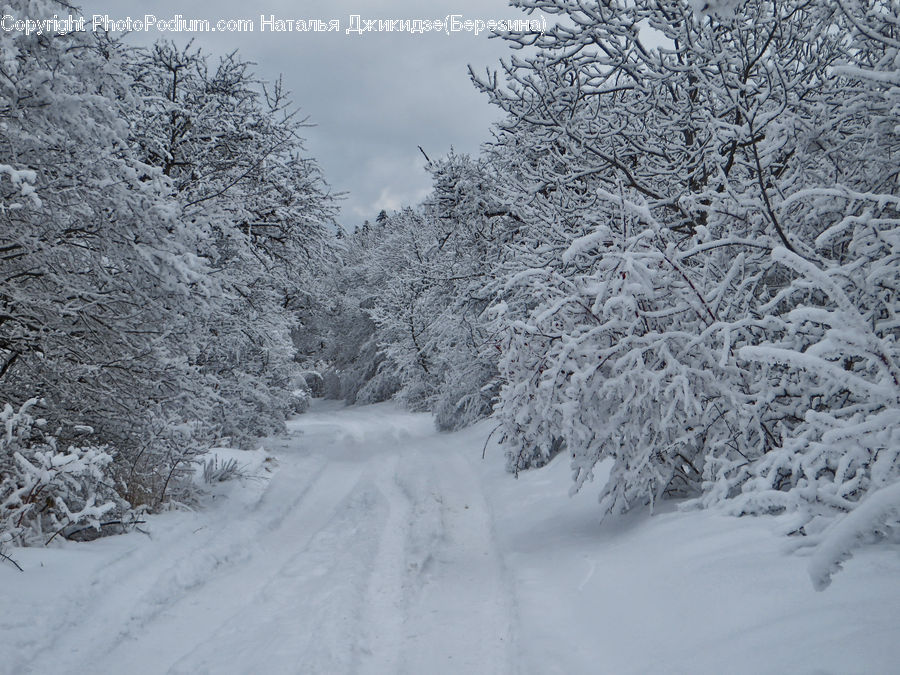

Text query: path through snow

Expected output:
[6,402,516,675]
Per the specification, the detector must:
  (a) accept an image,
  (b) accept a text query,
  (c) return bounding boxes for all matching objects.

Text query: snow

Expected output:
[2,400,899,674]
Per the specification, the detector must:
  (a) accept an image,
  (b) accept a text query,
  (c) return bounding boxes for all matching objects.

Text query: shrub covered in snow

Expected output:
[808,481,900,590]
[0,399,121,546]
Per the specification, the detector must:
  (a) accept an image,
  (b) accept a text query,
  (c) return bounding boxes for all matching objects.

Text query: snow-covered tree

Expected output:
[314,154,516,430]
[474,0,899,533]
[705,0,900,547]
[1,1,338,533]
[0,2,214,508]
[124,41,337,448]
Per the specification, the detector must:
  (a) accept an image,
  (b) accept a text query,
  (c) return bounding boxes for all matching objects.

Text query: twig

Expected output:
[0,548,23,572]
[482,424,502,460]
[44,519,148,546]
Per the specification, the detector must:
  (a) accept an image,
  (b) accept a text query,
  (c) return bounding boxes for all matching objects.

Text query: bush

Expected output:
[0,399,122,546]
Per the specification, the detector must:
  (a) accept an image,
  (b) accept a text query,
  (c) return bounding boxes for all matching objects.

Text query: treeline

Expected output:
[1,0,335,544]
[315,0,898,585]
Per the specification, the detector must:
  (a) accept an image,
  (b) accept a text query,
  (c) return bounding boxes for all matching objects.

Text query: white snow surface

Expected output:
[2,400,899,674]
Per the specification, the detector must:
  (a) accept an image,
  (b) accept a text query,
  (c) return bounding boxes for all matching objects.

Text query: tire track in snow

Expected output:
[20,452,329,675]
[398,451,517,675]
[167,460,392,674]
[358,454,413,675]
[99,458,374,674]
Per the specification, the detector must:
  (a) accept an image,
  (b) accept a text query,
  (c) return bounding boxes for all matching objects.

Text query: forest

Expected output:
[2,0,898,602]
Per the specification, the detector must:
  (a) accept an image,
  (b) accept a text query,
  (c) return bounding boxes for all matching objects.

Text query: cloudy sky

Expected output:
[78,1,544,228]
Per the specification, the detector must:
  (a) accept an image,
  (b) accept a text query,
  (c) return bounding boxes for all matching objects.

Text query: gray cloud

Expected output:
[79,0,533,227]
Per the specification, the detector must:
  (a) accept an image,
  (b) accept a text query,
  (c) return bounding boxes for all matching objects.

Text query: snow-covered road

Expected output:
[4,400,900,674]
[6,402,517,675]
